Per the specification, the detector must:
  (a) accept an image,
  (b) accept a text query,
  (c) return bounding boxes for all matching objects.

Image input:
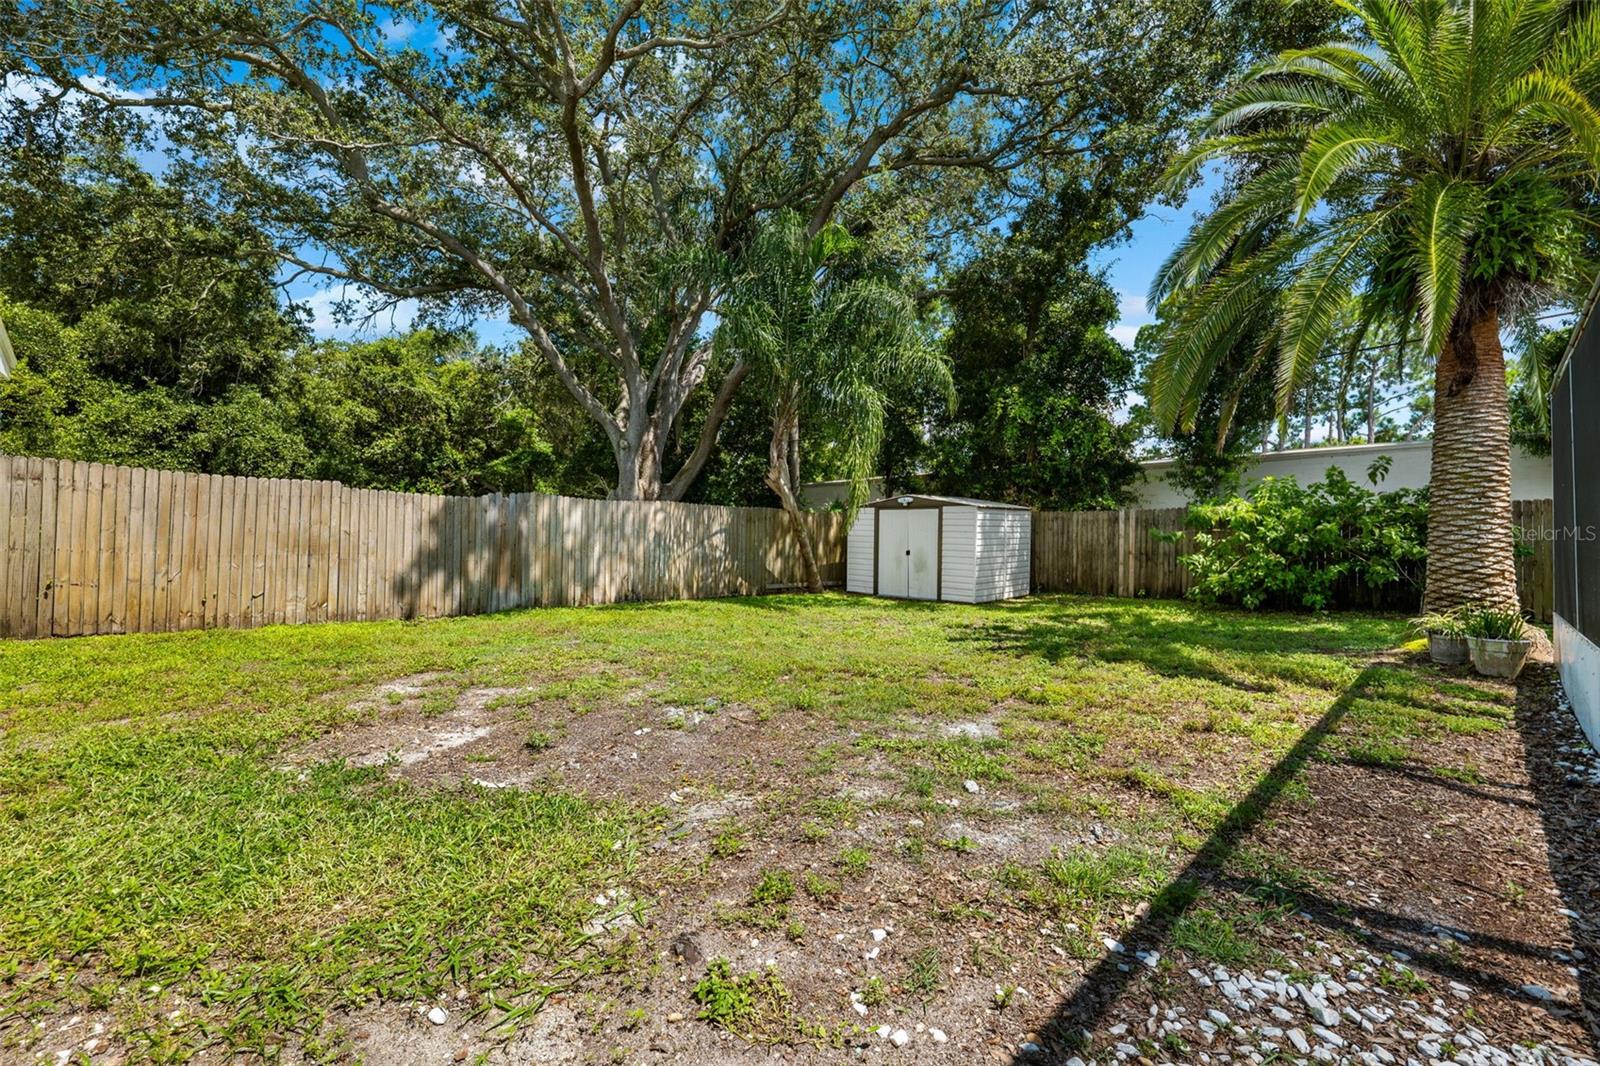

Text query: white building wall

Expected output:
[973,509,1031,602]
[846,510,875,593]
[1131,440,1553,509]
[1558,617,1600,750]
[939,506,979,603]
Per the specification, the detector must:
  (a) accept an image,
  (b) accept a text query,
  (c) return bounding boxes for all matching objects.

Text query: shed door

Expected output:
[876,509,939,600]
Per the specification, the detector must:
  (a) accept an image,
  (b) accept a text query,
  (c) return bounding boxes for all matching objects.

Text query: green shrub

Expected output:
[1177,467,1428,610]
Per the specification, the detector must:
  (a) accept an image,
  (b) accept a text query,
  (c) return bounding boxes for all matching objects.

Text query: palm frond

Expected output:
[1407,175,1483,357]
[1293,118,1397,220]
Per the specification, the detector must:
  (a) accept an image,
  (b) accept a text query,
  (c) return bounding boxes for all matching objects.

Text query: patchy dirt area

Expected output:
[9,601,1600,1066]
[259,659,1600,1065]
[283,675,856,806]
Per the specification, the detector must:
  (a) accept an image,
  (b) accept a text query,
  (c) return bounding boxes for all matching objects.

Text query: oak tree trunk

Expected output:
[1423,305,1520,613]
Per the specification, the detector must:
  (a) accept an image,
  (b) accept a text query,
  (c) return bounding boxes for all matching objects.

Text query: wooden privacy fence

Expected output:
[0,456,844,639]
[1031,499,1557,621]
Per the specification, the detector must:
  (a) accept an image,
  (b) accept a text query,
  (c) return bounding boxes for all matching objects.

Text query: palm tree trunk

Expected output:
[765,411,824,593]
[1423,305,1519,612]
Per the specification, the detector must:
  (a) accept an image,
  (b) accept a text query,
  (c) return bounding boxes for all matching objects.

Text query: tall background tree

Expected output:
[716,210,949,590]
[0,140,613,491]
[926,187,1143,509]
[1146,0,1600,611]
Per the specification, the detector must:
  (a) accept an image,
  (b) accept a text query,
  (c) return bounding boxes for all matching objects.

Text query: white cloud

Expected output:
[377,16,419,44]
[1108,289,1154,349]
[298,288,420,340]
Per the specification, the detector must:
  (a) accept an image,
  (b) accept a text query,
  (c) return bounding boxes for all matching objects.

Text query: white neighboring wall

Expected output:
[1557,617,1600,750]
[1131,439,1554,508]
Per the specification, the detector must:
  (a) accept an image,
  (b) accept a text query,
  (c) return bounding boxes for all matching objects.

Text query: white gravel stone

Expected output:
[890,1029,910,1048]
[426,1006,448,1025]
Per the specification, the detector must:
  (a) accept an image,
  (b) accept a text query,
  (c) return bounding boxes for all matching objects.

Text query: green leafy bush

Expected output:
[1178,468,1428,610]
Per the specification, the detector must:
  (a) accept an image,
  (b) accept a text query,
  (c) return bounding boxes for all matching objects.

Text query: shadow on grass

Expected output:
[953,597,1401,693]
[1020,660,1587,1058]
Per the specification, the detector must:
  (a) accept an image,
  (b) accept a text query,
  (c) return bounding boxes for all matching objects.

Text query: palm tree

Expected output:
[718,210,952,592]
[1147,0,1600,611]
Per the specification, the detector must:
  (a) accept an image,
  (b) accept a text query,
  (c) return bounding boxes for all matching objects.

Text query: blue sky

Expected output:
[1088,169,1222,352]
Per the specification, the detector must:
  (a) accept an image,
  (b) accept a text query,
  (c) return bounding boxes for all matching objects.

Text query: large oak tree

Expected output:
[6,0,1249,498]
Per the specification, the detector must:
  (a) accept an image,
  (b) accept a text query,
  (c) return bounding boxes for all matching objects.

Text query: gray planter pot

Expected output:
[1427,633,1470,666]
[1467,636,1532,679]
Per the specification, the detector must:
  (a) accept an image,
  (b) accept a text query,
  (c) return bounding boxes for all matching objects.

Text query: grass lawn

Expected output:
[3,593,1555,1062]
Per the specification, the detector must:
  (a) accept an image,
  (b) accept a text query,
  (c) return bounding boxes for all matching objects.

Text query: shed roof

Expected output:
[863,494,1029,511]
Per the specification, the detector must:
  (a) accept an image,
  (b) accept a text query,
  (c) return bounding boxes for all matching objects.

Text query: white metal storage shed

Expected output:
[846,495,1032,603]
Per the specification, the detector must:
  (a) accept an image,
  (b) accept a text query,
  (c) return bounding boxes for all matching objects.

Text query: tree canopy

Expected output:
[4,0,1272,499]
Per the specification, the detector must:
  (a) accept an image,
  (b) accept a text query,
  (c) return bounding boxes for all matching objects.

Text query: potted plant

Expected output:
[1463,605,1533,680]
[1414,611,1469,666]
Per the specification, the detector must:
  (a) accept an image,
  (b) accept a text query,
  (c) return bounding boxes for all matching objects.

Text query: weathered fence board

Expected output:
[0,456,846,638]
[1032,501,1555,621]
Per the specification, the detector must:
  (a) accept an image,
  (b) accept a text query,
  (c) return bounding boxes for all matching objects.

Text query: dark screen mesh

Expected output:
[1573,336,1600,643]
[1556,312,1600,642]
[1554,370,1576,625]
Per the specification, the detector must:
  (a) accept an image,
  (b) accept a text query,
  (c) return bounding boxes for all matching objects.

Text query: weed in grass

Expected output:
[785,920,806,942]
[711,823,746,859]
[1171,908,1256,965]
[809,795,862,828]
[692,959,792,1038]
[938,834,976,854]
[904,947,941,998]
[1434,763,1484,785]
[803,873,841,903]
[837,847,871,876]
[800,820,830,843]
[858,735,1011,785]
[524,729,556,752]
[1376,965,1430,995]
[1345,740,1409,768]
[752,869,795,906]
[860,975,888,1007]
